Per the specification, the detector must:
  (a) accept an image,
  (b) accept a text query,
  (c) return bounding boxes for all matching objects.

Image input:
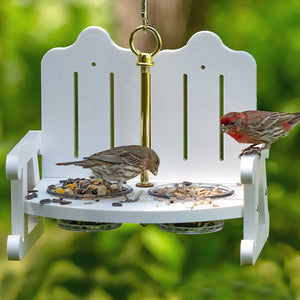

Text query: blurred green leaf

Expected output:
[141,226,184,269]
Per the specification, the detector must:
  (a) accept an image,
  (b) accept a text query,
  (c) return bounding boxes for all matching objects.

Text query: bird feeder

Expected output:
[5,1,269,265]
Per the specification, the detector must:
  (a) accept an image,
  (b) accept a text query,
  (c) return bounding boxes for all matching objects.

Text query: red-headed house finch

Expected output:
[57,145,160,189]
[221,110,300,156]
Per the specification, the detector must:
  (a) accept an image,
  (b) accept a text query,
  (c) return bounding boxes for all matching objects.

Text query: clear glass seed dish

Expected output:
[48,178,132,232]
[148,182,234,200]
[159,220,224,234]
[57,220,122,232]
[149,182,234,234]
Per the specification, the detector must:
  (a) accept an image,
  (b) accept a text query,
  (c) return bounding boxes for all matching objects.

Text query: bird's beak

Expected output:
[221,124,226,133]
[152,169,158,176]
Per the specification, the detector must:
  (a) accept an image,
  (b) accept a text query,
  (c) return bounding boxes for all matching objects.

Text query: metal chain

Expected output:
[141,0,148,29]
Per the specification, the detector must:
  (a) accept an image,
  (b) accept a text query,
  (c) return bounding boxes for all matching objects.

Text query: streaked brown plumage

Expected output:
[57,145,160,189]
[221,110,300,156]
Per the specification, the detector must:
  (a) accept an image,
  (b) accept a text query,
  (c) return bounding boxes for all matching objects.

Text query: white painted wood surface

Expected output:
[152,31,256,183]
[41,26,256,182]
[6,26,269,264]
[24,178,243,223]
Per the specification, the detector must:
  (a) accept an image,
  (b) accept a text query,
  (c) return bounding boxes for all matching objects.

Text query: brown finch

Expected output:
[221,110,300,156]
[57,145,160,189]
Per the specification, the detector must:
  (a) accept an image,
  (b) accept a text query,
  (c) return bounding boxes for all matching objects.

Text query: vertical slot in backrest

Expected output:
[110,72,115,148]
[183,74,188,160]
[219,74,224,161]
[74,72,79,158]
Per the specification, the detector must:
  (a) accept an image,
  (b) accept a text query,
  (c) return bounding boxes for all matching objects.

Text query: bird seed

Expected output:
[52,198,62,203]
[25,192,38,200]
[39,199,51,204]
[60,200,72,205]
[150,182,233,202]
[47,178,132,200]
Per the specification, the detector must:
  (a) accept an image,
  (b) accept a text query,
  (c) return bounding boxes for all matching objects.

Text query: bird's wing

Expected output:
[250,111,295,130]
[119,151,142,166]
[84,151,124,164]
[266,113,295,129]
[84,148,142,166]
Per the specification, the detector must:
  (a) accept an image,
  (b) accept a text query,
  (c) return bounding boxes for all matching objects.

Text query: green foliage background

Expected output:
[1,0,300,299]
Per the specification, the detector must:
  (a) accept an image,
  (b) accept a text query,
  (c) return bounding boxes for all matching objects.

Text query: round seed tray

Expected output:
[57,220,122,232]
[159,220,224,234]
[148,182,234,200]
[47,178,133,200]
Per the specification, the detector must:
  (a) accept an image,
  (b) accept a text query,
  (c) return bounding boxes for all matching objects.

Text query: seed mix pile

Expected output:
[47,178,126,199]
[153,184,224,200]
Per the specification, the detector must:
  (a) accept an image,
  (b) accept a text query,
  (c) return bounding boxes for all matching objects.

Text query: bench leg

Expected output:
[240,151,270,265]
[7,156,44,260]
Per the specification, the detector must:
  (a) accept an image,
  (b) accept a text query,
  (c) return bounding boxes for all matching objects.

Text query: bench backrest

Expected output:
[41,26,256,183]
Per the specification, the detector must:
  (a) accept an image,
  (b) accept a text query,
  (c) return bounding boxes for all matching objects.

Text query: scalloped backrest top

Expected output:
[41,26,256,183]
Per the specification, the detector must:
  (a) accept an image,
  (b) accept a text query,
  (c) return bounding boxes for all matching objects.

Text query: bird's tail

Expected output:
[56,159,95,169]
[56,160,85,166]
[291,113,300,126]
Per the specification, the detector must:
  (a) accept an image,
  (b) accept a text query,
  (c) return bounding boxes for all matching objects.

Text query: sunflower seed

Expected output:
[39,199,51,204]
[52,198,62,203]
[60,200,72,205]
[25,192,38,200]
[183,181,192,186]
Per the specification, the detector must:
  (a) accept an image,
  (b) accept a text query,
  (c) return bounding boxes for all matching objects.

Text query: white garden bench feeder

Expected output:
[6,8,269,265]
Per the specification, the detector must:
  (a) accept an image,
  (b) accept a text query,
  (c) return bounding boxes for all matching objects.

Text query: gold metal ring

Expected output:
[129,25,162,57]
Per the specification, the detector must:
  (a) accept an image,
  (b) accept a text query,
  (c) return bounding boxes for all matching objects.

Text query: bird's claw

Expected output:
[122,190,143,202]
[112,191,143,207]
[239,145,262,159]
[122,191,131,202]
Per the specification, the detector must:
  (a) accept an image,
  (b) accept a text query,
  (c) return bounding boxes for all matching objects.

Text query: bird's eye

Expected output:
[230,121,236,126]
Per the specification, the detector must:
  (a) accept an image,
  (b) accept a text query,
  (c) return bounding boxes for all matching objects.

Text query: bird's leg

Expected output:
[260,143,271,150]
[117,180,124,192]
[121,190,131,201]
[103,180,112,190]
[239,144,262,158]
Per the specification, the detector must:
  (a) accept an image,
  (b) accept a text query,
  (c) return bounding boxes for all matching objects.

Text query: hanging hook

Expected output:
[130,0,162,60]
[129,25,162,61]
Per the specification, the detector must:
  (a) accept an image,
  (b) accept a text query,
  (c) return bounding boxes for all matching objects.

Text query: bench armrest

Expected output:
[6,130,44,260]
[6,130,41,180]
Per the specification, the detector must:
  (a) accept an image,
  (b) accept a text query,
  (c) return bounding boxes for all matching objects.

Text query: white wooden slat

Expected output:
[222,51,257,164]
[151,53,184,182]
[41,52,76,177]
[112,53,140,147]
[77,70,110,157]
